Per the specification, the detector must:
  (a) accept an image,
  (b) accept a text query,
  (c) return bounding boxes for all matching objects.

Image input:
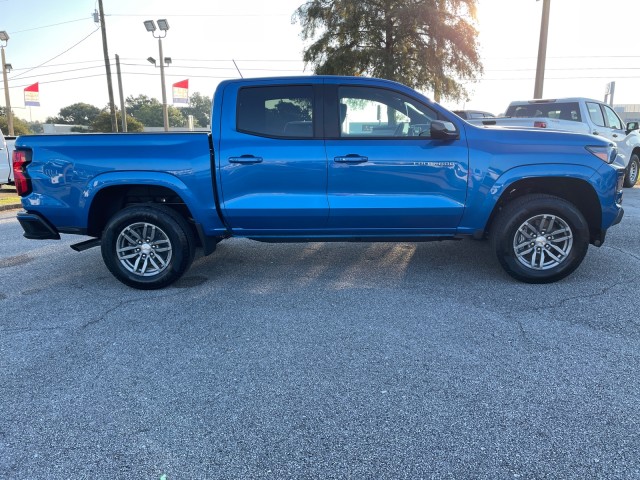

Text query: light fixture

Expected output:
[147,57,156,65]
[157,19,169,31]
[0,31,8,42]
[164,57,172,65]
[5,63,11,73]
[143,20,156,32]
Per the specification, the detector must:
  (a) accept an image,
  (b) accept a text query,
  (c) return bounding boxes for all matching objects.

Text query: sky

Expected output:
[0,0,639,123]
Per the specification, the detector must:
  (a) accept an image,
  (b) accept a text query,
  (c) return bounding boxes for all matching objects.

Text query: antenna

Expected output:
[232,59,243,79]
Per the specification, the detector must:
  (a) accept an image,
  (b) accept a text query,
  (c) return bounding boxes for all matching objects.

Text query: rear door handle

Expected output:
[334,155,368,164]
[228,155,263,164]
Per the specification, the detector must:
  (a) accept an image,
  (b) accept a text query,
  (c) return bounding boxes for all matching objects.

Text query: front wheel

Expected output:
[101,205,195,289]
[624,153,639,188]
[491,194,589,284]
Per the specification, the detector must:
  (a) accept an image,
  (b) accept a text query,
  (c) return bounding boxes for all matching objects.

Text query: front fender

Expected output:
[458,164,600,234]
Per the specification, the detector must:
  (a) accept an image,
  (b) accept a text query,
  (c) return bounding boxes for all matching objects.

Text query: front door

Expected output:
[324,84,469,234]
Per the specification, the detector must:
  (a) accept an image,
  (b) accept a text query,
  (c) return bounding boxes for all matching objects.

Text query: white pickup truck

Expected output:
[0,127,12,185]
[467,98,640,187]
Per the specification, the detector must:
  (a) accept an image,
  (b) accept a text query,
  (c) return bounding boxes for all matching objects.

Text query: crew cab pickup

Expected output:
[12,76,625,289]
[466,98,640,187]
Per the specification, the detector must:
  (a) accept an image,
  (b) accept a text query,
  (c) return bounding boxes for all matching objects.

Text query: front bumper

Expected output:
[17,211,61,240]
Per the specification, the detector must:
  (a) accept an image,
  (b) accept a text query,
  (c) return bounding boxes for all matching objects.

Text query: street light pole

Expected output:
[144,19,170,132]
[158,37,169,132]
[0,31,14,136]
[533,0,551,99]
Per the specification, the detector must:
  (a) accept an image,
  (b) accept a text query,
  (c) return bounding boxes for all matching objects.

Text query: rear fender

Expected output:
[82,171,227,234]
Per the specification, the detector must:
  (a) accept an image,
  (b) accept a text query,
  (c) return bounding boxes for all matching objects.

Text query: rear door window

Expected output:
[237,86,314,138]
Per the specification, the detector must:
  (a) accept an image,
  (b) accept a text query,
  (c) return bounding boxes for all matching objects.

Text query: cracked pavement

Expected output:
[1,189,639,479]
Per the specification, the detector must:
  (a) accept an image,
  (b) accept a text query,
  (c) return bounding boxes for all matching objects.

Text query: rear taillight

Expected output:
[534,121,547,128]
[12,149,32,196]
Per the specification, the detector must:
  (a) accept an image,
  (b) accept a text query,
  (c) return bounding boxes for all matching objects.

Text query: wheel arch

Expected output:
[486,177,603,245]
[86,183,196,240]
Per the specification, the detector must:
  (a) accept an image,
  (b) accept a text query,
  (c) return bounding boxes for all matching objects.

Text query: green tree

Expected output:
[46,102,101,125]
[90,111,144,133]
[27,121,44,134]
[126,94,186,127]
[0,107,32,134]
[294,0,482,102]
[181,92,212,128]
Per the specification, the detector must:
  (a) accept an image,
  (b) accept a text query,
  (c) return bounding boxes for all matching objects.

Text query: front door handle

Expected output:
[334,155,368,164]
[229,155,263,164]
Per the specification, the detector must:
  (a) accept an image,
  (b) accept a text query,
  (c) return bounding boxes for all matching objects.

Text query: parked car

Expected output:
[465,98,640,187]
[13,76,624,288]
[452,110,495,120]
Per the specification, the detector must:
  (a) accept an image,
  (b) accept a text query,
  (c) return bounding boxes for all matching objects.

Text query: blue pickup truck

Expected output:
[13,76,624,289]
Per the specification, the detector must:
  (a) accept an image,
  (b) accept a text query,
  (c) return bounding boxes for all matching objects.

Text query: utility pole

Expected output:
[0,31,14,136]
[115,54,127,132]
[97,0,118,132]
[533,0,551,99]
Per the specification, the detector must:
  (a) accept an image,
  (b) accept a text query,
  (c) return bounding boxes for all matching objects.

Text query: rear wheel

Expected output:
[101,205,195,289]
[624,153,639,188]
[491,194,589,283]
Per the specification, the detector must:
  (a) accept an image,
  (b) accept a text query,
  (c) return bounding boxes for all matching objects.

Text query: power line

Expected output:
[8,59,105,72]
[11,18,90,34]
[6,65,105,81]
[9,28,101,81]
[107,13,289,17]
[485,67,640,72]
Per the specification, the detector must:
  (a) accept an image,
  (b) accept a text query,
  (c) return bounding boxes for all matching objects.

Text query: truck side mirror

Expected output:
[626,121,639,134]
[430,121,459,140]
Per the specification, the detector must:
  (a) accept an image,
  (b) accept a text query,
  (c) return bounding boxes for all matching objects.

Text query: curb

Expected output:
[0,203,21,212]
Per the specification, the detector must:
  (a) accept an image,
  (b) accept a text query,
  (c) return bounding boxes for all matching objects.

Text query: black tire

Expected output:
[101,205,195,289]
[490,194,589,284]
[624,153,639,188]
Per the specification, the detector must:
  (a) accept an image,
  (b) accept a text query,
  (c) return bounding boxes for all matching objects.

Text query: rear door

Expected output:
[324,83,469,234]
[218,82,328,234]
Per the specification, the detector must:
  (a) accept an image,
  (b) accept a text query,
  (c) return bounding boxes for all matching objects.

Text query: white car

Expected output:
[0,128,11,185]
[466,98,640,187]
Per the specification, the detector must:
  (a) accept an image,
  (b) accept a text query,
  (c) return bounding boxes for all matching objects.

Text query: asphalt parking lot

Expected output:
[1,189,639,479]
